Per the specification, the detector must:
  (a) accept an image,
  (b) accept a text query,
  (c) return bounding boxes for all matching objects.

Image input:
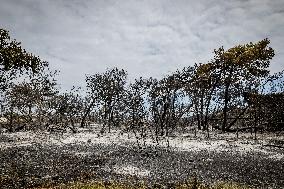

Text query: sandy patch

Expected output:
[113,165,150,177]
[74,152,92,157]
[0,127,283,161]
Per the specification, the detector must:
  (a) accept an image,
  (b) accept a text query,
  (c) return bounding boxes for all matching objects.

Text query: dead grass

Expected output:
[32,179,252,189]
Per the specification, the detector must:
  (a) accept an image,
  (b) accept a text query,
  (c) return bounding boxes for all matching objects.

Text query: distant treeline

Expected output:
[0,28,283,138]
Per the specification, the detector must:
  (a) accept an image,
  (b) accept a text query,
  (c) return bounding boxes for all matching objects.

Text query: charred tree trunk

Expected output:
[8,106,14,132]
[80,99,95,128]
[195,104,201,130]
[222,83,230,132]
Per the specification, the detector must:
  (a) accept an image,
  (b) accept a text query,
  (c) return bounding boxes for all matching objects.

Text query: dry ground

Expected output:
[0,125,283,188]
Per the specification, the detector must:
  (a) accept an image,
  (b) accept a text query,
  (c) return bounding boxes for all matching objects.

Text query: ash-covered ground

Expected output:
[0,125,283,188]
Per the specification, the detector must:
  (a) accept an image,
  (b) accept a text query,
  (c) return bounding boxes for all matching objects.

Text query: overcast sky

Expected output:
[1,0,284,91]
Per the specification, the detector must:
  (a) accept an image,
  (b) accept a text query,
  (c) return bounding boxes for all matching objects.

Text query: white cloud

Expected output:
[0,0,283,91]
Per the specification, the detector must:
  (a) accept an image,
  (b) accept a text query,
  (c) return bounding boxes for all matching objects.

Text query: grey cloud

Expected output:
[0,0,283,91]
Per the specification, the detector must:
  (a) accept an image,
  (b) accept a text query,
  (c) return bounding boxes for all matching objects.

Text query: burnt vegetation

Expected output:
[0,28,284,188]
[1,29,283,136]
